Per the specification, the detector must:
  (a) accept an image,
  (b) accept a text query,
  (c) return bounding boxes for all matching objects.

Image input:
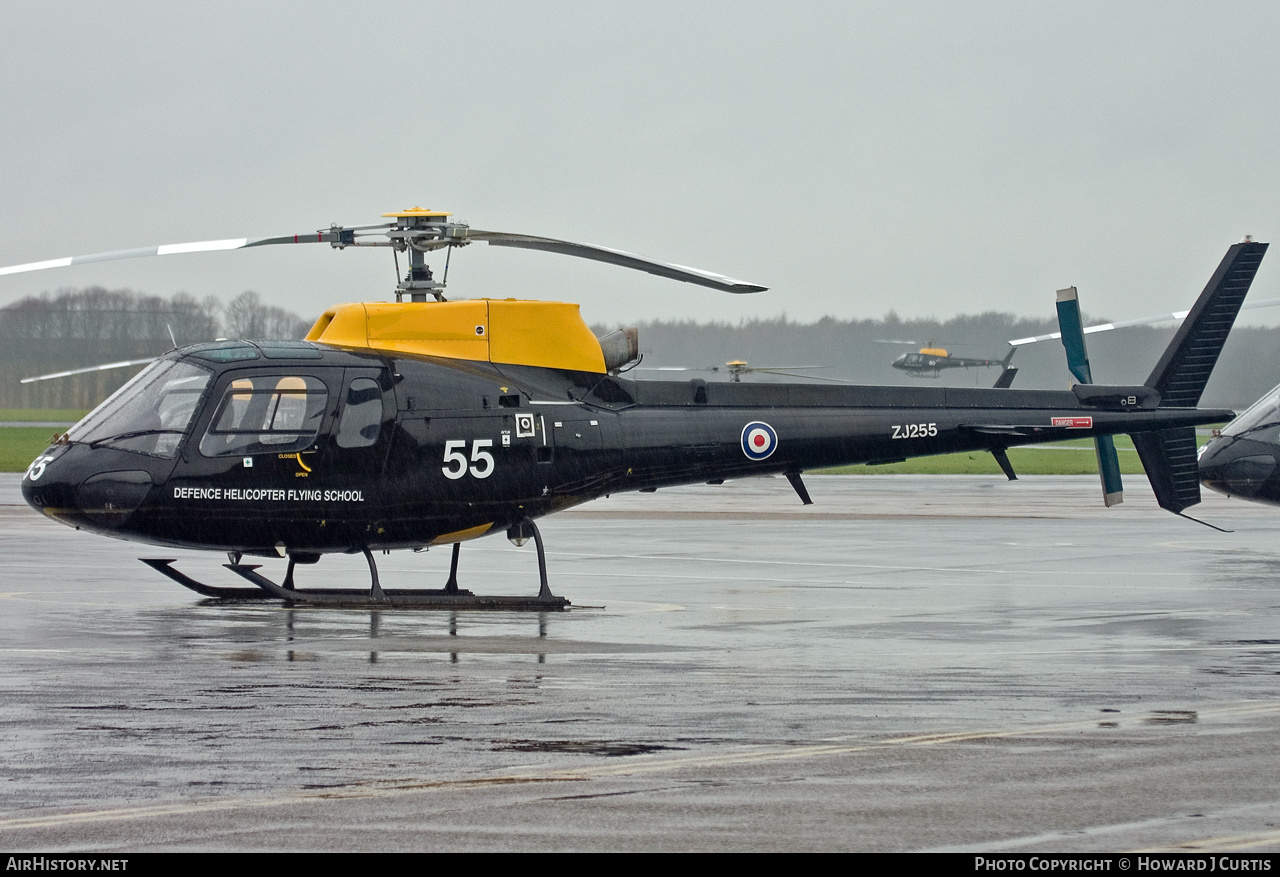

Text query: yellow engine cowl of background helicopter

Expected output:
[305,299,608,373]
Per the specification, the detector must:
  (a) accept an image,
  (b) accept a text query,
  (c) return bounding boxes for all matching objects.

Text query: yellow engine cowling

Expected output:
[305,299,608,373]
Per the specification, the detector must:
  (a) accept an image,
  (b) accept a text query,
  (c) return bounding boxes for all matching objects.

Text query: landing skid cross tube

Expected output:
[140,558,274,601]
[139,519,570,610]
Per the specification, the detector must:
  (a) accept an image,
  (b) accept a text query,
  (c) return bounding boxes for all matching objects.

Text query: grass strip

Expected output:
[0,408,88,422]
[0,428,68,472]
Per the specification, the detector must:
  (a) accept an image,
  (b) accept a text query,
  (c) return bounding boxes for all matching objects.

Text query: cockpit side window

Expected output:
[199,375,328,457]
[67,359,211,459]
[1244,425,1280,445]
[1223,383,1280,439]
[336,378,383,449]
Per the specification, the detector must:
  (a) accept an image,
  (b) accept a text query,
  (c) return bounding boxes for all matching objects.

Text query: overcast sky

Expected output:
[2,2,1277,329]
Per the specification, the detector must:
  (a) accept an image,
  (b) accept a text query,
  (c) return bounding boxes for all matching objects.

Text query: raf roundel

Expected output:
[741,421,778,461]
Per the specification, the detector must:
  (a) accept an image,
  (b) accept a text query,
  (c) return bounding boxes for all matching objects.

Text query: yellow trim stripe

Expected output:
[429,523,493,545]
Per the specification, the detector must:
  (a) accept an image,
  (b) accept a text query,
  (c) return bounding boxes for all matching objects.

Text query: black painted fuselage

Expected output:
[22,340,1230,557]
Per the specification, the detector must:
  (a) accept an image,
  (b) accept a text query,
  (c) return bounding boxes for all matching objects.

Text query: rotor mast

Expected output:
[381,208,463,302]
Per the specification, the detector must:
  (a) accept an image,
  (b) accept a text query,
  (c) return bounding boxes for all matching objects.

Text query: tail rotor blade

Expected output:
[1055,287,1094,384]
[1056,286,1123,505]
[1095,434,1124,507]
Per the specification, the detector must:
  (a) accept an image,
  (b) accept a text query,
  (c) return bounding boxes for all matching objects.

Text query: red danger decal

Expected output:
[1051,416,1093,428]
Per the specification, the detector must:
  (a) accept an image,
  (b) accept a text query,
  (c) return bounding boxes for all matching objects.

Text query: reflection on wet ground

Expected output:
[1,474,1279,851]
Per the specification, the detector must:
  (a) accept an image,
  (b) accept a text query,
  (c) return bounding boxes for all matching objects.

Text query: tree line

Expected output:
[2,287,1277,412]
[607,310,1280,411]
[0,288,312,409]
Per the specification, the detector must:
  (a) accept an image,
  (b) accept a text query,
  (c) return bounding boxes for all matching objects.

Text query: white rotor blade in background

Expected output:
[1009,297,1280,346]
[21,358,157,384]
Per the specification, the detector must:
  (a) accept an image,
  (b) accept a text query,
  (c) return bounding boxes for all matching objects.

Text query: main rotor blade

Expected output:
[461,230,766,293]
[1009,296,1280,347]
[0,231,357,278]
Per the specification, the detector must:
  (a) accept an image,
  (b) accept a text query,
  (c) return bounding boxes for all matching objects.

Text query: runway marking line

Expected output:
[3,700,1279,833]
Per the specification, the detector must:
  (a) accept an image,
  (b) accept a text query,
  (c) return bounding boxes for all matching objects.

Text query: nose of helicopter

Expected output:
[1198,435,1278,500]
[21,446,74,517]
[22,445,154,529]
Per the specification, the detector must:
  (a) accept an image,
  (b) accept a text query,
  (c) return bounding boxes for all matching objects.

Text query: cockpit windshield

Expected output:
[1221,382,1280,441]
[66,359,212,458]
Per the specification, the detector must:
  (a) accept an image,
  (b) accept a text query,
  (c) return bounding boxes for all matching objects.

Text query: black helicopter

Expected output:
[1198,384,1280,507]
[4,211,1267,607]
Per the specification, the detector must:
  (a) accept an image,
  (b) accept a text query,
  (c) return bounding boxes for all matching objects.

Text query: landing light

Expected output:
[507,521,534,547]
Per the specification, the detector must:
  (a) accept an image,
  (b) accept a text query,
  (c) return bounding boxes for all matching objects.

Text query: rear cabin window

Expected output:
[200,375,328,457]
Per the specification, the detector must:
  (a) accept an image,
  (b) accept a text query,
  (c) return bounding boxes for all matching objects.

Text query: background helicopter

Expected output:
[636,361,842,383]
[5,212,1267,608]
[880,341,1016,379]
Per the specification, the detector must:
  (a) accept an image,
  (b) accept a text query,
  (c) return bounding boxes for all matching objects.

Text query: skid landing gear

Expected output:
[139,518,570,609]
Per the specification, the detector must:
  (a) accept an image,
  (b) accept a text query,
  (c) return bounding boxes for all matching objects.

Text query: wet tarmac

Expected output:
[1,472,1279,852]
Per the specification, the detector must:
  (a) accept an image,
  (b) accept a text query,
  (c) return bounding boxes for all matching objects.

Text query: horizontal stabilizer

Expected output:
[1131,427,1201,513]
[1071,384,1160,409]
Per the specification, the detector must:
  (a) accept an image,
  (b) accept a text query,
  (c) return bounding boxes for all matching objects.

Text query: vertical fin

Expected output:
[993,367,1018,389]
[1145,241,1268,407]
[1131,240,1267,515]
